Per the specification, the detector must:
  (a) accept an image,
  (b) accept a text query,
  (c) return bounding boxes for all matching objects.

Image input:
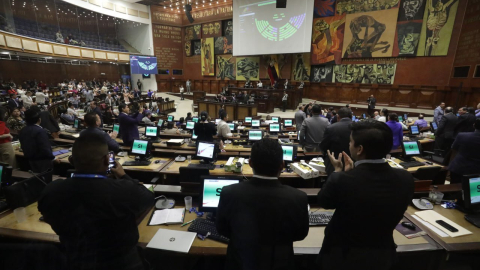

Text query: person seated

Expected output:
[411,114,428,128]
[55,31,64,43]
[217,111,233,139]
[217,138,309,270]
[22,91,35,109]
[176,117,185,127]
[185,112,193,122]
[377,108,388,122]
[317,121,414,270]
[142,111,154,125]
[60,108,74,124]
[385,113,403,150]
[7,94,20,109]
[67,102,78,117]
[7,107,26,131]
[38,132,154,270]
[257,81,263,88]
[163,121,180,135]
[80,112,119,153]
[449,118,480,183]
[374,111,380,120]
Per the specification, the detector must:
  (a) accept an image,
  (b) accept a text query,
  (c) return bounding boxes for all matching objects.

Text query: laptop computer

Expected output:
[146,228,196,253]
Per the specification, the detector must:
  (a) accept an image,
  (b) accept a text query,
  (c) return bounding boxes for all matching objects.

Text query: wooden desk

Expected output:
[405,205,480,252]
[197,100,258,120]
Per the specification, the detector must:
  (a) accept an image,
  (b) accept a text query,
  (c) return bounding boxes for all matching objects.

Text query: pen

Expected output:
[181,220,194,227]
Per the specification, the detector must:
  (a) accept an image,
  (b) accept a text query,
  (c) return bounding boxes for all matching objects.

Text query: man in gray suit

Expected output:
[435,107,457,155]
[294,105,306,131]
[434,102,445,125]
[300,104,329,152]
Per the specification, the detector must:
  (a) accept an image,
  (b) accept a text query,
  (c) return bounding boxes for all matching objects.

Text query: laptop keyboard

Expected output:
[188,218,229,243]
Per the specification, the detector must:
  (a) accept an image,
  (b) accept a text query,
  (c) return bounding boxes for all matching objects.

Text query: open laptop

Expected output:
[146,228,196,253]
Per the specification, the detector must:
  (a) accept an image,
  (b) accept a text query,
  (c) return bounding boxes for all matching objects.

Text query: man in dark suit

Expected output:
[435,107,458,154]
[89,101,103,127]
[217,139,309,270]
[80,112,119,152]
[317,120,414,270]
[320,107,352,176]
[118,104,144,147]
[7,94,20,110]
[454,107,476,135]
[19,108,56,182]
[449,118,480,183]
[367,94,376,117]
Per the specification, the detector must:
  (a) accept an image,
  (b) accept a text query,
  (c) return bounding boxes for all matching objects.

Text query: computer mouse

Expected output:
[155,160,161,164]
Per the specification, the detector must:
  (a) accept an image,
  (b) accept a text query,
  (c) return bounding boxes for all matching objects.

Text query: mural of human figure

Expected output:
[424,0,458,56]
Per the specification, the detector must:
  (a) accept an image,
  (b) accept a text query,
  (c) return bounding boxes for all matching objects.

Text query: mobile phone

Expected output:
[107,151,116,174]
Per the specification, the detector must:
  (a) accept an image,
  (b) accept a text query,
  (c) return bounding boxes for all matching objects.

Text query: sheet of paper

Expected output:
[149,210,169,225]
[72,134,80,138]
[415,210,472,237]
[168,139,184,143]
[167,208,185,224]
[412,215,449,237]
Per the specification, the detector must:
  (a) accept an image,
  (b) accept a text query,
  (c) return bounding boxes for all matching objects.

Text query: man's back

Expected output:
[294,110,306,130]
[19,124,54,160]
[320,118,352,175]
[38,176,154,269]
[455,113,476,134]
[301,115,329,145]
[437,113,457,139]
[318,163,414,250]
[449,131,480,175]
[217,179,309,270]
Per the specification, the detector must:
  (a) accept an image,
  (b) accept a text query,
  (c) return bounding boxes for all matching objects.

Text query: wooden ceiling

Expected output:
[138,0,232,12]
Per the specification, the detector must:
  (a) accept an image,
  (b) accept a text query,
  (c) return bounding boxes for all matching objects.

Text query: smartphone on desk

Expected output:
[107,151,116,174]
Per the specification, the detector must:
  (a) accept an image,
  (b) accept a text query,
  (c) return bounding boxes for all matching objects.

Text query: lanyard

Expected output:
[71,174,107,179]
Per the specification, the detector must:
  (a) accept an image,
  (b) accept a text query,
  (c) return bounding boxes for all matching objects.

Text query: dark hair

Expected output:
[329,107,334,111]
[351,120,393,159]
[220,111,227,120]
[388,113,398,121]
[68,102,73,107]
[167,121,174,129]
[418,114,424,119]
[312,104,322,114]
[475,118,480,130]
[200,111,208,122]
[337,107,352,119]
[187,112,192,117]
[72,132,108,171]
[467,107,475,114]
[445,107,453,113]
[179,117,185,124]
[25,108,41,125]
[250,138,283,177]
[84,112,98,127]
[119,103,127,113]
[381,108,389,116]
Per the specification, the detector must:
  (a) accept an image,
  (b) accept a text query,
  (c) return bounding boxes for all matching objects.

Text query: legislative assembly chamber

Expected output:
[0,0,479,269]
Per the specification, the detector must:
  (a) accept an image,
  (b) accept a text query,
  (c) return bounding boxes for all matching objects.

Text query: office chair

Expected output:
[413,166,442,181]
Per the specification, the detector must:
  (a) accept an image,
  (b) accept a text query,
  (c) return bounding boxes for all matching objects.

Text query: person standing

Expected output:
[434,102,445,125]
[136,79,142,91]
[320,107,352,176]
[449,118,480,183]
[80,112,119,153]
[217,111,233,139]
[35,89,47,106]
[300,104,330,152]
[435,107,458,155]
[118,104,144,147]
[282,91,288,112]
[217,138,309,270]
[0,111,15,167]
[89,101,103,127]
[218,104,225,120]
[193,111,216,142]
[385,113,403,150]
[186,79,191,94]
[454,107,476,134]
[294,105,306,131]
[179,85,185,100]
[317,120,414,270]
[367,94,376,117]
[38,132,154,270]
[412,114,428,128]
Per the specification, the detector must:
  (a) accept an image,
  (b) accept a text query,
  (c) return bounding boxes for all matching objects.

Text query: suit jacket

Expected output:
[19,124,54,161]
[300,115,330,148]
[118,112,143,145]
[319,118,352,175]
[436,113,458,139]
[294,110,306,131]
[449,130,480,175]
[92,106,104,126]
[367,97,376,109]
[39,111,60,133]
[318,162,414,253]
[217,178,309,270]
[454,113,476,135]
[7,99,20,109]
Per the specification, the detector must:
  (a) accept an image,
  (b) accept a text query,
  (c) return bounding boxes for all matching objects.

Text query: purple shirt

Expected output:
[386,120,403,149]
[413,119,428,128]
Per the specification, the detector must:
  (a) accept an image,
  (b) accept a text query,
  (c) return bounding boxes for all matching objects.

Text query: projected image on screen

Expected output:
[130,55,158,74]
[233,0,314,55]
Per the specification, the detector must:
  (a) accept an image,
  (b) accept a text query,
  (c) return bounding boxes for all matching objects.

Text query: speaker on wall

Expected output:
[185,4,194,23]
[276,0,286,8]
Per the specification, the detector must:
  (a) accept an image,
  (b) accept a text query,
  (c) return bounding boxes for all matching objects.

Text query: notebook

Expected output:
[146,228,196,253]
[148,208,185,226]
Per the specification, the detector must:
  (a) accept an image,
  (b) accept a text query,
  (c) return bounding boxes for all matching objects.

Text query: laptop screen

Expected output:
[73,119,79,129]
[271,117,279,123]
[167,115,174,122]
[192,117,199,123]
[398,116,404,122]
[196,142,215,159]
[245,117,252,123]
[202,179,240,208]
[157,119,164,127]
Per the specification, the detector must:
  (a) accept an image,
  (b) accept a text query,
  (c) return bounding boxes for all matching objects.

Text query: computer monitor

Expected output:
[157,119,164,128]
[131,139,151,157]
[186,121,195,130]
[245,117,252,123]
[430,122,438,132]
[269,123,280,133]
[228,123,236,131]
[113,124,120,133]
[284,119,293,127]
[167,115,174,122]
[271,116,280,123]
[196,141,218,163]
[73,119,79,129]
[199,176,242,213]
[248,129,263,142]
[398,116,404,122]
[404,114,408,121]
[409,125,420,136]
[251,119,260,127]
[461,175,480,211]
[145,126,158,138]
[282,145,297,162]
[362,113,367,119]
[401,141,422,160]
[192,130,198,140]
[192,117,199,123]
[215,119,221,125]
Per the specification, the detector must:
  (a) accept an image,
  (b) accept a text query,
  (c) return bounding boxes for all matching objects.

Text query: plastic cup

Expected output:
[435,192,444,205]
[14,207,27,223]
[386,154,391,160]
[184,196,193,210]
[187,155,191,163]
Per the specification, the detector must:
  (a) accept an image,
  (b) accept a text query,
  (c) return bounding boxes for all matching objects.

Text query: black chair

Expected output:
[179,167,210,193]
[413,166,442,181]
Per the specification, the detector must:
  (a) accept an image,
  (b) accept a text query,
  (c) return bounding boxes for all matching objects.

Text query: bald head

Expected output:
[445,107,453,114]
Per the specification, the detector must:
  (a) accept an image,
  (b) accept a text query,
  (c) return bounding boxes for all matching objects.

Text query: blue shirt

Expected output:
[386,120,403,150]
[434,106,444,125]
[413,119,428,128]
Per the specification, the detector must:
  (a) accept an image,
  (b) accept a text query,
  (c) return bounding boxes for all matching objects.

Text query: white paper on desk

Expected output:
[415,210,472,237]
[167,139,184,143]
[149,209,185,225]
[412,215,449,237]
[72,134,80,138]
[150,210,169,225]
